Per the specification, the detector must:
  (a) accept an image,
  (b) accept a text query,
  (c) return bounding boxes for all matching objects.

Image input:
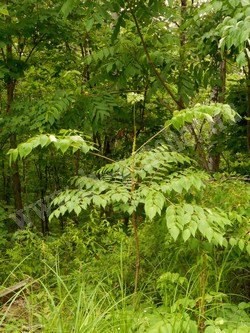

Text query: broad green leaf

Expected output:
[106,63,113,73]
[205,227,213,243]
[238,302,250,310]
[92,195,101,207]
[183,213,191,224]
[181,179,191,191]
[111,13,126,43]
[154,192,165,210]
[18,143,33,159]
[71,135,84,143]
[246,244,250,256]
[60,0,79,18]
[81,142,90,154]
[11,149,19,162]
[236,51,247,66]
[204,326,215,333]
[184,204,194,215]
[229,237,237,246]
[189,220,197,236]
[57,139,71,154]
[182,229,191,242]
[166,214,176,229]
[49,135,57,142]
[169,225,180,241]
[31,137,41,149]
[146,206,157,220]
[111,193,123,202]
[172,181,183,194]
[54,209,61,219]
[238,239,245,251]
[197,219,210,236]
[213,232,224,246]
[59,205,67,216]
[65,201,75,213]
[166,205,175,216]
[213,1,223,10]
[177,215,187,229]
[98,196,107,208]
[192,177,204,190]
[229,0,240,8]
[74,205,81,216]
[80,202,88,210]
[172,115,185,130]
[40,135,50,147]
[86,17,94,32]
[222,238,228,248]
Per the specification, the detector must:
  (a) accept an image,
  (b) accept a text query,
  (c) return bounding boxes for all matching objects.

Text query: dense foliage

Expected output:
[0,0,250,332]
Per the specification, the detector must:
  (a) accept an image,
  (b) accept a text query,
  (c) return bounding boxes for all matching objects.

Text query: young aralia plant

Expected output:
[50,145,230,246]
[8,103,250,304]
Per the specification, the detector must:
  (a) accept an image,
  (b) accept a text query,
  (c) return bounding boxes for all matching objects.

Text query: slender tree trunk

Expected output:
[247,84,250,154]
[131,103,140,308]
[7,80,23,216]
[36,154,50,235]
[245,43,250,154]
[6,27,23,222]
[178,0,187,110]
[179,0,209,170]
[2,160,11,204]
[208,55,226,172]
[75,150,80,175]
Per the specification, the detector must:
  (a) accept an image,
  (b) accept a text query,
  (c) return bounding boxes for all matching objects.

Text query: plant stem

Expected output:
[129,7,183,110]
[132,210,140,307]
[198,252,207,332]
[135,124,170,154]
[131,103,140,307]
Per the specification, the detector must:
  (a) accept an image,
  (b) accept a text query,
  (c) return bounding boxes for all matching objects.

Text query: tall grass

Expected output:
[1,246,250,332]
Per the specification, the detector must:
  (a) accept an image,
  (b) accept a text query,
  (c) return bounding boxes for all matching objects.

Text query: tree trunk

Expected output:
[6,39,24,224]
[2,160,11,204]
[245,43,250,155]
[208,55,226,172]
[178,0,187,110]
[247,84,250,155]
[179,0,209,171]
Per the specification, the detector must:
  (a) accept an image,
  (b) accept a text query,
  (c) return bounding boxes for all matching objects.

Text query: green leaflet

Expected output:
[60,0,80,18]
[168,103,238,131]
[49,144,207,222]
[165,204,232,245]
[8,133,94,164]
[144,190,165,220]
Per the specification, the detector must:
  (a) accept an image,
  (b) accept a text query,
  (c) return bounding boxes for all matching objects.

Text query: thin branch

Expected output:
[135,123,171,154]
[90,152,133,173]
[128,8,183,110]
[214,177,250,182]
[188,124,210,171]
[156,93,174,110]
[24,34,46,63]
